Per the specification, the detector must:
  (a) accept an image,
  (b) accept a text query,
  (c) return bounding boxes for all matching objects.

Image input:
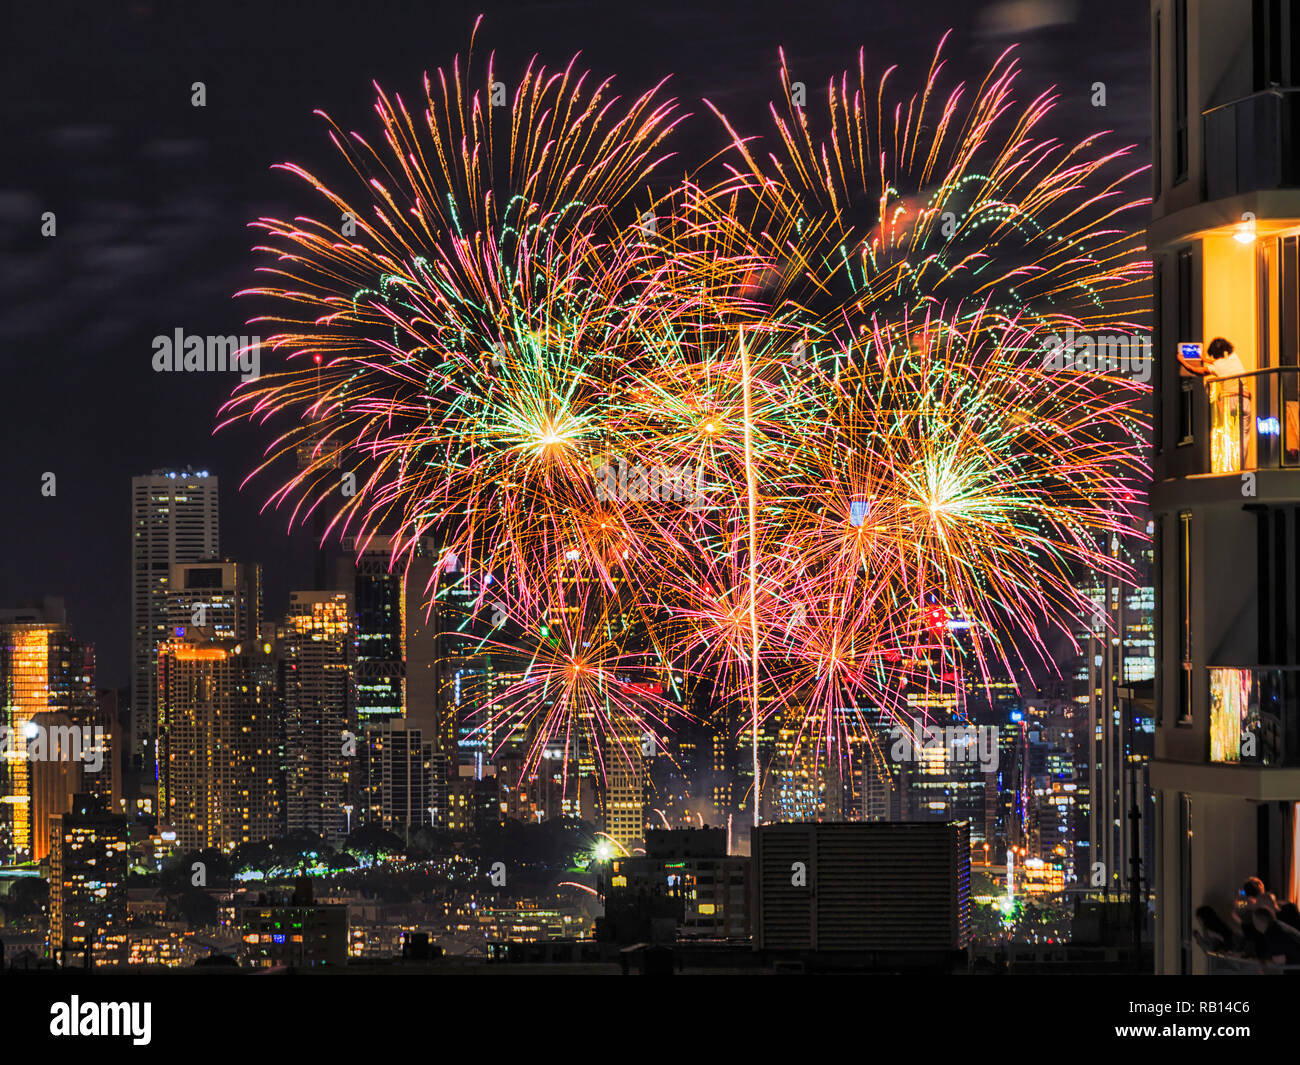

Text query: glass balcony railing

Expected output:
[1208,666,1300,766]
[1206,367,1300,473]
[1204,89,1300,199]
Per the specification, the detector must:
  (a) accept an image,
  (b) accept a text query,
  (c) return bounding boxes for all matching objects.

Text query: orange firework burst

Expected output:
[222,26,1150,821]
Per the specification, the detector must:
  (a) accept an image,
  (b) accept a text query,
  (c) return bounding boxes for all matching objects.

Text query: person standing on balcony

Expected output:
[1179,337,1252,472]
[1208,337,1246,378]
[1177,336,1248,384]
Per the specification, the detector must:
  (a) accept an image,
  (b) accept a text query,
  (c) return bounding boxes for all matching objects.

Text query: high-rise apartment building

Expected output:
[280,591,356,846]
[130,469,219,773]
[1150,0,1300,972]
[357,719,433,841]
[157,636,281,851]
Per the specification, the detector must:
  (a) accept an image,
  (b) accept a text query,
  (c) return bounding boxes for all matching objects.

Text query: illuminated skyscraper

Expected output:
[1075,528,1155,897]
[130,469,219,773]
[357,719,434,841]
[0,599,96,861]
[157,636,281,851]
[280,591,356,845]
[896,735,992,841]
[166,559,261,646]
[602,736,645,855]
[336,538,407,725]
[331,535,457,829]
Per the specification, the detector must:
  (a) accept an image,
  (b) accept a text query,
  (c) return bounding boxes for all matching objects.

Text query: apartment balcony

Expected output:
[1208,666,1300,766]
[1151,668,1300,799]
[1204,89,1300,200]
[1204,368,1300,474]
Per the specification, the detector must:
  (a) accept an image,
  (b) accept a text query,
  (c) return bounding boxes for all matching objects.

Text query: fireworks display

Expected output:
[220,25,1150,820]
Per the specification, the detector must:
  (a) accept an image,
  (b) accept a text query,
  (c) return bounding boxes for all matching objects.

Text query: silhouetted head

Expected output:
[1253,907,1275,933]
[1243,876,1266,899]
[1207,337,1234,361]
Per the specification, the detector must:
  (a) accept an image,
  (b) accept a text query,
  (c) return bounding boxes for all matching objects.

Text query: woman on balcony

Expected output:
[1179,337,1252,472]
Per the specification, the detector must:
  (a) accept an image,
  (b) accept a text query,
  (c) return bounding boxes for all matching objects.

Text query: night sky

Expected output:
[0,0,1149,689]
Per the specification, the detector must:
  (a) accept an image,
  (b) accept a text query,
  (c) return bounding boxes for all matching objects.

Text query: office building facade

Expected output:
[0,599,97,861]
[280,591,357,846]
[130,469,219,772]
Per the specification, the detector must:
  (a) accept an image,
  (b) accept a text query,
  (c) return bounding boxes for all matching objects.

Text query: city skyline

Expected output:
[2,0,1156,912]
[8,3,1298,1036]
